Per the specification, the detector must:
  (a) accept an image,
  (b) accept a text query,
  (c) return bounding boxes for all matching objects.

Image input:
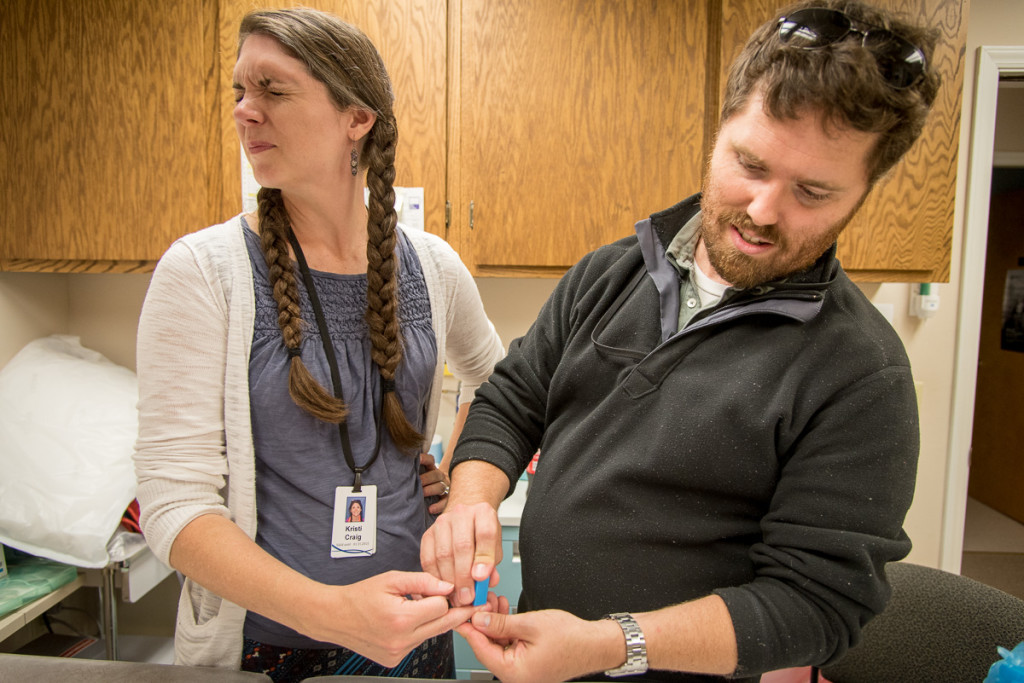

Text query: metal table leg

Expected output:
[99,564,119,661]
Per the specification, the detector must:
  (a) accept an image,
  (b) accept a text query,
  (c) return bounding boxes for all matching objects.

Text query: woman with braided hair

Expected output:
[132,8,504,681]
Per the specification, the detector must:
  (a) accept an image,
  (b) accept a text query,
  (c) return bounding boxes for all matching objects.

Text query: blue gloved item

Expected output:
[985,641,1024,682]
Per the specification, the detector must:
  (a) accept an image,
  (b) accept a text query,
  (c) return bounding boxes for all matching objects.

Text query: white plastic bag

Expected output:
[0,335,138,567]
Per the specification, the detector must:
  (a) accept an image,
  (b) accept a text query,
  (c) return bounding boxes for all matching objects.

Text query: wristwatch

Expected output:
[603,612,648,678]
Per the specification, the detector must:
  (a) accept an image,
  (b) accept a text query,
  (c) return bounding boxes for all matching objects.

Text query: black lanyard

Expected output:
[287,229,383,492]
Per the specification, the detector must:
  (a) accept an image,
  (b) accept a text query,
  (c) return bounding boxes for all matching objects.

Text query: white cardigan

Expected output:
[133,216,504,668]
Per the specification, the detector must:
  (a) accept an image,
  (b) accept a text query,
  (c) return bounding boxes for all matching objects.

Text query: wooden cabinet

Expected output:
[448,0,709,276]
[1,0,967,281]
[451,0,967,281]
[0,0,446,272]
[0,0,222,272]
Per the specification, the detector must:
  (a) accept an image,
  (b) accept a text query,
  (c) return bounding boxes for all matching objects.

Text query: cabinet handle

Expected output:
[469,200,475,230]
[511,540,520,563]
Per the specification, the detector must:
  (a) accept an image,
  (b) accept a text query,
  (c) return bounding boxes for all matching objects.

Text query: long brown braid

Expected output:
[240,9,423,450]
[257,186,346,423]
[363,115,421,449]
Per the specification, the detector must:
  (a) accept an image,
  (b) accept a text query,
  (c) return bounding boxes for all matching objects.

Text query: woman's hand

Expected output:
[419,452,451,514]
[299,570,479,667]
[169,517,485,668]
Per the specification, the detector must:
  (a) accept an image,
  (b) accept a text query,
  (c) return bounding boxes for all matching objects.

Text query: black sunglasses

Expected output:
[777,8,926,89]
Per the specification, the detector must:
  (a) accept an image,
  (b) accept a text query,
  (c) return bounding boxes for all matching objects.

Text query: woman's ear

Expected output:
[348,107,377,141]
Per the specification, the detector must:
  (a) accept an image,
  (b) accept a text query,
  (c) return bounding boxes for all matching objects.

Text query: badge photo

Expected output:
[331,485,377,557]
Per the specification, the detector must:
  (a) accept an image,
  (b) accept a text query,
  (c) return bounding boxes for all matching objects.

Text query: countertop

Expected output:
[497,477,529,526]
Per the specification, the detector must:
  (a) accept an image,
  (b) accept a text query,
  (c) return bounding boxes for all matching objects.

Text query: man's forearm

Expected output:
[460,594,740,681]
[449,459,510,508]
[638,595,738,676]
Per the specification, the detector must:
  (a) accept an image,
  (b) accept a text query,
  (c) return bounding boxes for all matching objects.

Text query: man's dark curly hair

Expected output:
[720,0,941,185]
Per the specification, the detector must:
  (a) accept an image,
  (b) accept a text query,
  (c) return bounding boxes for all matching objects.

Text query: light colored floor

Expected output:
[963,496,1024,553]
[961,496,1024,601]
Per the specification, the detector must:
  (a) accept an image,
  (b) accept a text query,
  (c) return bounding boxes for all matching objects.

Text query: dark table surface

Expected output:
[0,652,493,682]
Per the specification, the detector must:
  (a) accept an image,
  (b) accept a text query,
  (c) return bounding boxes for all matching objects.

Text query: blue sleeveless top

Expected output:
[241,222,437,647]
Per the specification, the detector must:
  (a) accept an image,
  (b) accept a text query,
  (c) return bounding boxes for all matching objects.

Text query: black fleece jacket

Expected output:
[452,195,919,681]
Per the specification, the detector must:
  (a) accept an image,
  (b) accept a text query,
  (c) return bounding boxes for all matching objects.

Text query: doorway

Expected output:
[944,48,1024,575]
[969,161,1024,517]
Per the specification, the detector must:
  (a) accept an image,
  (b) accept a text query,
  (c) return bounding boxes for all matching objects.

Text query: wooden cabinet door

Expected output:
[452,0,709,276]
[215,0,448,239]
[0,0,219,271]
[717,0,968,283]
[2,0,964,279]
[0,0,446,272]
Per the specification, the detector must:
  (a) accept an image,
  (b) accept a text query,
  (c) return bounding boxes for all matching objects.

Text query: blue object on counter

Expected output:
[473,579,488,606]
[427,434,444,463]
[985,641,1024,682]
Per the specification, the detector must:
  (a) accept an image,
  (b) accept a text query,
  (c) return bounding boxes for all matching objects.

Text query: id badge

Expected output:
[331,485,377,558]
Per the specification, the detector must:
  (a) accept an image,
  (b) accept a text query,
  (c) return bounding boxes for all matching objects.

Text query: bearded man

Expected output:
[422,2,940,681]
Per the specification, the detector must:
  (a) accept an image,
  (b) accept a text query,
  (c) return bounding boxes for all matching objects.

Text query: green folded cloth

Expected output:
[0,549,78,618]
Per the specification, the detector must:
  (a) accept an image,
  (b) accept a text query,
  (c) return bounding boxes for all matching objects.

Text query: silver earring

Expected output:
[350,141,358,176]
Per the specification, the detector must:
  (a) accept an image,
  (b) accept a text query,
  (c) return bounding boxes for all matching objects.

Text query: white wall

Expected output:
[66,273,151,370]
[0,273,69,366]
[2,0,1022,575]
[0,272,148,372]
[994,85,1024,156]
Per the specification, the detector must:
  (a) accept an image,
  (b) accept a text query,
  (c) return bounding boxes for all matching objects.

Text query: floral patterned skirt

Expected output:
[241,632,454,682]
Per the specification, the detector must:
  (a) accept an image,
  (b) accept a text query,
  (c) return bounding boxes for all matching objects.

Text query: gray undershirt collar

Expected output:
[665,211,730,330]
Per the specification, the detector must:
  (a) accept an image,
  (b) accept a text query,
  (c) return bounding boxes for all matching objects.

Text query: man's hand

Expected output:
[420,501,503,606]
[456,609,624,683]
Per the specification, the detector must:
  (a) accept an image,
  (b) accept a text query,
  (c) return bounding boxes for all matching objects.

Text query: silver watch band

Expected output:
[603,612,648,677]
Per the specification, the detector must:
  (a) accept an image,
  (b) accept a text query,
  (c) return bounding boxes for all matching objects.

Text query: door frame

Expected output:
[943,46,1024,572]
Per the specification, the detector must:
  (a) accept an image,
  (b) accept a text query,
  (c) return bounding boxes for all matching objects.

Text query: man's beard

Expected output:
[698,192,859,289]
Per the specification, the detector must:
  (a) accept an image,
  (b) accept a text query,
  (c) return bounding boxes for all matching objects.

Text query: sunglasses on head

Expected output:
[777,7,927,89]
